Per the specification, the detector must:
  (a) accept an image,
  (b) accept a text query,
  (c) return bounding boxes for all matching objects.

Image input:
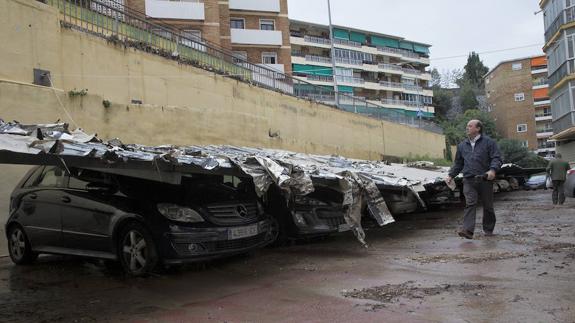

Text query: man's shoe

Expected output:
[458,230,474,239]
[484,231,494,237]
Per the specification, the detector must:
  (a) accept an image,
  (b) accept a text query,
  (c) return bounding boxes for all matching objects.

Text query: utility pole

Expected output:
[327,0,340,109]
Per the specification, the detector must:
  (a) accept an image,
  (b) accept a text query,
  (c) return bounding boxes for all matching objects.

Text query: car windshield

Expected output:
[528,175,546,182]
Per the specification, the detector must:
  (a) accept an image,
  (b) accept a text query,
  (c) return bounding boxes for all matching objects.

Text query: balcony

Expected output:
[229,0,280,12]
[333,38,362,48]
[536,129,554,138]
[545,6,575,43]
[335,57,363,66]
[303,35,331,46]
[378,63,403,72]
[306,75,334,83]
[336,75,365,84]
[144,0,205,20]
[381,98,420,108]
[305,55,331,64]
[535,114,553,121]
[377,46,420,59]
[231,29,283,46]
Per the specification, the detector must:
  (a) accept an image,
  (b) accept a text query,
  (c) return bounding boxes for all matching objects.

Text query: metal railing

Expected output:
[378,63,403,72]
[306,55,331,64]
[377,46,421,59]
[39,0,443,134]
[545,6,575,43]
[333,38,362,48]
[381,98,420,107]
[306,75,334,82]
[335,57,363,66]
[533,78,549,87]
[548,59,574,88]
[336,75,365,84]
[303,35,332,46]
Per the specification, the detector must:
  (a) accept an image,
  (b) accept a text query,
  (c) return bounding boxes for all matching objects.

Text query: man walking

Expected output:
[446,120,502,239]
[546,153,571,205]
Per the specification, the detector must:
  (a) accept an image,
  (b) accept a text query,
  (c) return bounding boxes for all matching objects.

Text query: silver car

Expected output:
[565,169,575,198]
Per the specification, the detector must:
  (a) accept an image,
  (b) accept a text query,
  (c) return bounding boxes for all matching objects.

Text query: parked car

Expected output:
[524,173,548,190]
[265,183,349,245]
[5,166,274,276]
[565,169,575,198]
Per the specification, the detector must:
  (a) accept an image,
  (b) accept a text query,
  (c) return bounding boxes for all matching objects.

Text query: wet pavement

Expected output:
[0,189,574,322]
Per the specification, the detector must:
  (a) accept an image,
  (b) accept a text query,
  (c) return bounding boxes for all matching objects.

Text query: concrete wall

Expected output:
[0,0,445,161]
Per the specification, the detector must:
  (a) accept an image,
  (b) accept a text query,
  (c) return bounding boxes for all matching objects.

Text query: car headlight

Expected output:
[157,203,204,223]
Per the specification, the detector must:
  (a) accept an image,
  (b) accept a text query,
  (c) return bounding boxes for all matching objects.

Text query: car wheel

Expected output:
[118,222,158,276]
[8,225,38,265]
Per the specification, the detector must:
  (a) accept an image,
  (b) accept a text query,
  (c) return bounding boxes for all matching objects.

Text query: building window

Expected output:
[521,141,528,148]
[260,19,275,31]
[262,52,278,64]
[514,93,525,101]
[230,18,245,29]
[512,63,523,71]
[517,124,528,133]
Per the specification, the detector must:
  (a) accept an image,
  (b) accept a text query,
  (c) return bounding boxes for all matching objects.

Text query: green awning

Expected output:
[292,64,333,76]
[337,85,354,93]
[333,28,349,40]
[371,36,399,48]
[350,31,366,44]
[399,41,414,51]
[413,44,430,54]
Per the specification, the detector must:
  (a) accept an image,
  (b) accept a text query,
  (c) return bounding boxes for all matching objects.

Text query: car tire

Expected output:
[268,215,289,247]
[7,225,38,265]
[117,222,158,277]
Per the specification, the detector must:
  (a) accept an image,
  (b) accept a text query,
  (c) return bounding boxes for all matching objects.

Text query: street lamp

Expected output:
[327,0,340,109]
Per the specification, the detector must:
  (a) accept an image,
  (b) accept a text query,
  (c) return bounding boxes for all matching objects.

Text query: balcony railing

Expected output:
[537,128,554,134]
[378,63,403,72]
[303,35,331,46]
[381,98,420,107]
[306,75,334,82]
[548,59,574,88]
[306,55,331,64]
[335,57,363,66]
[379,81,404,89]
[403,84,424,92]
[377,46,420,59]
[336,75,365,84]
[333,38,362,48]
[533,78,549,87]
[546,6,575,42]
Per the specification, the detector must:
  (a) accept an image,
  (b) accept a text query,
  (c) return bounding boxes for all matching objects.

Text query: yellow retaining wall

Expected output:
[0,0,446,160]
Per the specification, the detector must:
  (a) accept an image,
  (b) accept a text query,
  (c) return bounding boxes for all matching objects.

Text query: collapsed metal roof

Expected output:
[0,120,452,246]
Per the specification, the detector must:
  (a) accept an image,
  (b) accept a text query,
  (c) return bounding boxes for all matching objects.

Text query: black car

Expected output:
[265,184,349,245]
[5,166,273,275]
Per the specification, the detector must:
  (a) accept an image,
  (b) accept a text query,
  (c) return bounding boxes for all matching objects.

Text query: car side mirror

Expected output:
[85,182,117,194]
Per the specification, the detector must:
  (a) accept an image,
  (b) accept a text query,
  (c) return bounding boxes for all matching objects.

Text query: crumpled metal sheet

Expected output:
[0,120,454,245]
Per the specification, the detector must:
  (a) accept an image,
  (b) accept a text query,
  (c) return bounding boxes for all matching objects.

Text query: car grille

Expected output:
[206,201,259,225]
[316,209,346,227]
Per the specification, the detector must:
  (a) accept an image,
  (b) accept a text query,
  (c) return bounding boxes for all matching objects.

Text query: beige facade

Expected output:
[485,56,553,155]
[0,0,446,161]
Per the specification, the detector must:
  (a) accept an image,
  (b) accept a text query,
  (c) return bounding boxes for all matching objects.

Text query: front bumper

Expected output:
[291,207,349,236]
[161,219,273,264]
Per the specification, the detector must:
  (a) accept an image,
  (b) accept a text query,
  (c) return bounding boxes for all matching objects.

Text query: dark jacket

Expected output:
[546,159,571,181]
[449,135,502,178]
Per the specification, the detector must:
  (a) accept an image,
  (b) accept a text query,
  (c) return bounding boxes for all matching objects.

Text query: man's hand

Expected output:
[486,170,496,181]
[445,175,453,184]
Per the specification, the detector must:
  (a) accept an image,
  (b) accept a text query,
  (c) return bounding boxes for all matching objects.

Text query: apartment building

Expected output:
[125,0,292,74]
[540,0,575,161]
[289,20,434,118]
[485,55,555,157]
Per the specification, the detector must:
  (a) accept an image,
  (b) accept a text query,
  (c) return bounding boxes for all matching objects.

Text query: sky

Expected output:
[287,0,545,76]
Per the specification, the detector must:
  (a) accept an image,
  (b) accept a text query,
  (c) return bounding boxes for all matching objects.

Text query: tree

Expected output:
[498,139,549,168]
[459,52,489,89]
[442,109,499,146]
[459,81,479,112]
[430,68,441,88]
[432,87,453,120]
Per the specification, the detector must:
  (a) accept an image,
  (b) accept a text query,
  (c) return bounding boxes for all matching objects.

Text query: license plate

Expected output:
[338,223,351,232]
[229,224,258,240]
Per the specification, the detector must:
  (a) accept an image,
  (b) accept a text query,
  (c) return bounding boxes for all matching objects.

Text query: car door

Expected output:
[19,166,66,249]
[60,169,118,253]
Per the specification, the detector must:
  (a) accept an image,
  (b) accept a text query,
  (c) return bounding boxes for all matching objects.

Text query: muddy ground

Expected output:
[0,189,573,322]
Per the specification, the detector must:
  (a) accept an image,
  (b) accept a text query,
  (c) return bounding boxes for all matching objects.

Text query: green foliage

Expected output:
[459,82,479,112]
[441,109,499,146]
[68,88,88,97]
[459,52,489,89]
[498,139,549,168]
[430,68,441,88]
[432,87,453,120]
